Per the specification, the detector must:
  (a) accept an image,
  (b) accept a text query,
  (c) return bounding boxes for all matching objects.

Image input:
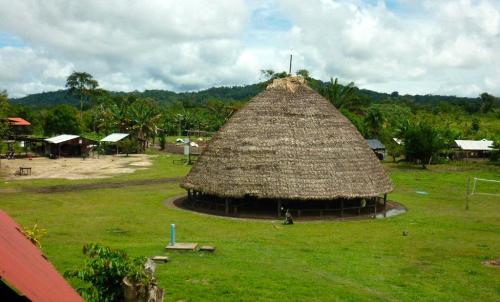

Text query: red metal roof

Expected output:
[8,117,31,126]
[0,210,83,302]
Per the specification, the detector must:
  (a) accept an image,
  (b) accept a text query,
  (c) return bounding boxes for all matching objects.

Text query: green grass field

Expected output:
[1,155,499,301]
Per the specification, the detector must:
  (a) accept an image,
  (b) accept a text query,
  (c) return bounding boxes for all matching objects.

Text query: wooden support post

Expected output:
[277,200,282,218]
[340,199,344,217]
[357,199,361,216]
[383,194,387,218]
[373,197,377,217]
[465,176,471,210]
[225,199,229,215]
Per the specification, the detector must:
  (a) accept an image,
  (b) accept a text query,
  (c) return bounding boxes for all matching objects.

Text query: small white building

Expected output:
[454,139,494,159]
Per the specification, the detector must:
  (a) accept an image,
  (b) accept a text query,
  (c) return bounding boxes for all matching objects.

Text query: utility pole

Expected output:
[289,53,293,75]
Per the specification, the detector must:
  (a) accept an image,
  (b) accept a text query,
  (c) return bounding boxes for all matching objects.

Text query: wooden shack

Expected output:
[366,139,386,160]
[45,134,97,158]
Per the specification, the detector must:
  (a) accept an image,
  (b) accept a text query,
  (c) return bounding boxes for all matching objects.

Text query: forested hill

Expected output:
[10,83,265,108]
[10,79,483,110]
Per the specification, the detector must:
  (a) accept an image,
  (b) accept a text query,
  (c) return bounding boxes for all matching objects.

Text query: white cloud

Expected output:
[279,0,500,96]
[0,0,255,96]
[0,0,499,97]
[0,47,74,96]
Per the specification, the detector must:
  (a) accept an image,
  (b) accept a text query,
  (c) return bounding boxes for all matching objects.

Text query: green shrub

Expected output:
[490,139,500,162]
[65,244,151,302]
[118,139,138,156]
[159,135,166,150]
[22,223,46,248]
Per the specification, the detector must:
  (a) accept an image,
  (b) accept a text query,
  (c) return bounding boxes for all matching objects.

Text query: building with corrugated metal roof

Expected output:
[44,134,97,158]
[454,139,495,159]
[0,210,83,302]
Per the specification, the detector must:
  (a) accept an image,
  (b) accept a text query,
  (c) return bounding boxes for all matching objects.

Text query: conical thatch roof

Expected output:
[181,77,393,200]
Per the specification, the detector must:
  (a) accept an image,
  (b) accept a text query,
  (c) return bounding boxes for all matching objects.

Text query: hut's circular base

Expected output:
[167,195,406,221]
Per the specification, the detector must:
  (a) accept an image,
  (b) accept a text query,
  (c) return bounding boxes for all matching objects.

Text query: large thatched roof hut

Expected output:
[181,77,393,218]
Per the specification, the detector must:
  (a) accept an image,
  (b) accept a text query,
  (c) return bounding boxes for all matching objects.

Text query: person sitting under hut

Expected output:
[283,209,293,225]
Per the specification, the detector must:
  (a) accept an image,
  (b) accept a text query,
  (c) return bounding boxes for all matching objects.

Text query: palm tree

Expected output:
[323,77,357,109]
[364,107,385,138]
[129,100,161,151]
[110,103,132,133]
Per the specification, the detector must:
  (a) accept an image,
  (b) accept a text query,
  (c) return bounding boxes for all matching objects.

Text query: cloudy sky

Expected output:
[1,0,499,98]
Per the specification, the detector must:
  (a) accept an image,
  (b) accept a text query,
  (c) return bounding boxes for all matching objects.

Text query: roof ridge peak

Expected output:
[266,76,307,93]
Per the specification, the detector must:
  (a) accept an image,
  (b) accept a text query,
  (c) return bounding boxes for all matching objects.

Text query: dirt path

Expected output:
[1,154,153,180]
[0,177,182,194]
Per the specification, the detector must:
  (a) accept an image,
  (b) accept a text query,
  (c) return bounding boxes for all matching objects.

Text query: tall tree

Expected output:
[260,69,288,81]
[322,77,357,109]
[44,104,81,136]
[364,107,385,138]
[66,72,99,119]
[111,95,138,133]
[402,121,446,168]
[471,117,480,133]
[296,69,310,79]
[0,90,10,168]
[479,92,495,113]
[129,99,161,151]
[0,90,10,139]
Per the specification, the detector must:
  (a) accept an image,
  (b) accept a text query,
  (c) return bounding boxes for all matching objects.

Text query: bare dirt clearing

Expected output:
[0,154,153,180]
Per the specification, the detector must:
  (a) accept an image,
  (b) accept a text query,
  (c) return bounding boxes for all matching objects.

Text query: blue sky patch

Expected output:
[243,5,293,47]
[250,7,293,31]
[0,32,26,48]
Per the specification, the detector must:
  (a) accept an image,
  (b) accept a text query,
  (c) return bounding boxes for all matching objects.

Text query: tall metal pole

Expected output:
[289,54,293,75]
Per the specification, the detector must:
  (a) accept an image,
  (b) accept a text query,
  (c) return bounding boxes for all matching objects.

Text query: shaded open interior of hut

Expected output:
[178,190,390,219]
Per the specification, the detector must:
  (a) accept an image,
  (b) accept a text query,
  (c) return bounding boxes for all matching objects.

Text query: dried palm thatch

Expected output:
[181,77,393,200]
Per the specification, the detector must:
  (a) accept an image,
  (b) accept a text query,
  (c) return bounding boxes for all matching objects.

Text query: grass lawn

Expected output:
[1,156,499,301]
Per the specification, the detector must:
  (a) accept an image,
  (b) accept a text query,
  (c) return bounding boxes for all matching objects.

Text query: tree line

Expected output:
[265,69,500,167]
[1,70,499,166]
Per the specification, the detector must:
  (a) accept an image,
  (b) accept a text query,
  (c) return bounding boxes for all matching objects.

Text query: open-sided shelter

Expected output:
[100,133,129,154]
[181,77,393,218]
